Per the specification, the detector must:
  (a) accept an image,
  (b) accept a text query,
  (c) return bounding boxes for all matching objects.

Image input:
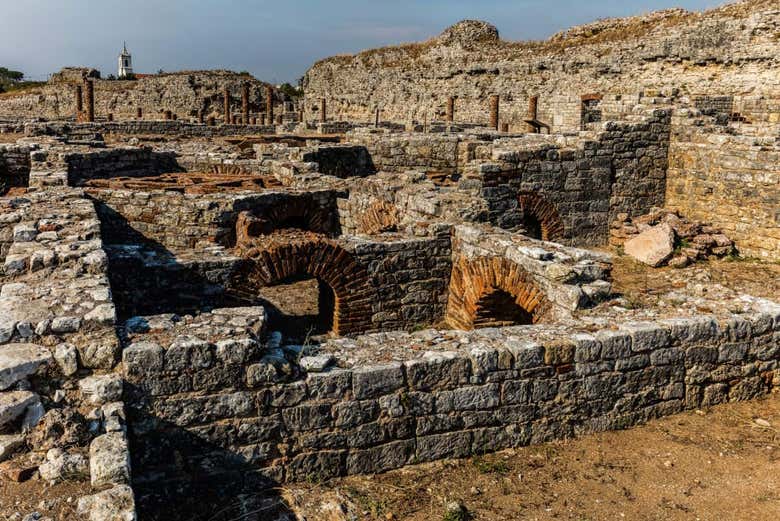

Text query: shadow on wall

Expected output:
[92,199,250,318]
[125,390,296,521]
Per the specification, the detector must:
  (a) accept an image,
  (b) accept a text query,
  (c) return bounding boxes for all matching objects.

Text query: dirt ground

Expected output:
[284,393,780,521]
[607,253,780,305]
[0,478,90,520]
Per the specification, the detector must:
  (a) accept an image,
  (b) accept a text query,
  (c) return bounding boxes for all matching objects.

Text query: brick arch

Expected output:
[517,191,564,241]
[233,236,373,335]
[355,200,399,235]
[446,256,551,330]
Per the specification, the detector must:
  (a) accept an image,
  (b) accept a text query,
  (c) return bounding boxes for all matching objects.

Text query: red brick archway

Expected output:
[446,256,551,330]
[517,191,564,241]
[233,234,373,335]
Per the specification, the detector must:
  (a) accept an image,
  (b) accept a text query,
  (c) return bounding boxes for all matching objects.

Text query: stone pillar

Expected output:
[446,96,455,123]
[266,85,274,123]
[84,79,95,123]
[489,95,499,130]
[527,95,539,133]
[74,84,83,119]
[500,122,509,133]
[251,116,257,125]
[223,87,231,125]
[242,83,250,126]
[319,98,326,123]
[197,109,204,124]
[107,113,114,122]
[261,113,266,125]
[375,107,380,127]
[232,114,239,125]
[136,107,143,119]
[207,116,216,126]
[276,114,283,125]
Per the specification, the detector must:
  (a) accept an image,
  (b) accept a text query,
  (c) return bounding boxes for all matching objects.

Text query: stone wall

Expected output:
[302,1,779,129]
[0,70,285,122]
[347,131,462,174]
[90,189,342,250]
[666,124,780,260]
[0,144,33,192]
[63,148,179,186]
[123,302,780,503]
[26,121,277,138]
[462,109,671,246]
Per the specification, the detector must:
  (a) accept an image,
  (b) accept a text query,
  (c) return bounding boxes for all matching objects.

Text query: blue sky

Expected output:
[0,0,726,83]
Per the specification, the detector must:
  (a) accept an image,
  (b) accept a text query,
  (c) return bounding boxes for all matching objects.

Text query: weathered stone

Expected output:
[623,224,675,267]
[0,344,51,390]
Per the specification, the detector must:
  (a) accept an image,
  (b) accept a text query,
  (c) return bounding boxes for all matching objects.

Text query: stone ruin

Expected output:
[0,1,778,520]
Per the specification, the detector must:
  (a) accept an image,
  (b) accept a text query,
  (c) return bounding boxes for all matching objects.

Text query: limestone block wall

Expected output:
[89,189,341,250]
[123,305,780,496]
[60,147,179,186]
[347,131,462,174]
[25,121,277,139]
[464,109,671,246]
[666,127,780,260]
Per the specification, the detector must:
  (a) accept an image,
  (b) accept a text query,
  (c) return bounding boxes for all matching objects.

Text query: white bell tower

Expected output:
[118,42,133,78]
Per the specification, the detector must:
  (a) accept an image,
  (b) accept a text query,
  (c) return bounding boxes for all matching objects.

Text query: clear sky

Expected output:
[0,0,728,83]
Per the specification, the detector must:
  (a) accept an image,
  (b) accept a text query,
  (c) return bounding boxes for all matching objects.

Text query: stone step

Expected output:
[0,343,52,390]
[0,391,38,428]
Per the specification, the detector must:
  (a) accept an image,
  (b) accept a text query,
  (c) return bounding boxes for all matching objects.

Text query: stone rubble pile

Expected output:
[610,208,735,268]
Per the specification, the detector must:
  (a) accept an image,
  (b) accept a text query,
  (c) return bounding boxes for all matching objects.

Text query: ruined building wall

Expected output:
[346,132,461,174]
[464,109,671,246]
[666,123,780,260]
[0,144,33,191]
[123,308,780,492]
[0,70,283,121]
[302,2,779,130]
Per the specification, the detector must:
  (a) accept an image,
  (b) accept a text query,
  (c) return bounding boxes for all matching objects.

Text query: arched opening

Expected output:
[446,256,551,330]
[473,288,534,328]
[256,274,335,340]
[520,213,543,240]
[231,236,373,336]
[517,191,564,241]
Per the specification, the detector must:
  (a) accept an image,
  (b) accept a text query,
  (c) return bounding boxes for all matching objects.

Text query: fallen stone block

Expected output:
[623,223,675,267]
[0,343,52,390]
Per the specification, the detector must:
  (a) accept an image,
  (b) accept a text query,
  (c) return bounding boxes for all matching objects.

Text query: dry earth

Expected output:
[284,393,780,521]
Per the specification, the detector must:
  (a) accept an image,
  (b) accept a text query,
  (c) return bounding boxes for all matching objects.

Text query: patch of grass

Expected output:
[472,456,510,475]
[345,486,388,517]
[443,507,471,521]
[672,237,692,255]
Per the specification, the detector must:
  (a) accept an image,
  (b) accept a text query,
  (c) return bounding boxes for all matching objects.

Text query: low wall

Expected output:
[25,121,277,138]
[348,131,461,174]
[666,127,780,260]
[61,147,179,186]
[0,144,33,191]
[124,305,780,509]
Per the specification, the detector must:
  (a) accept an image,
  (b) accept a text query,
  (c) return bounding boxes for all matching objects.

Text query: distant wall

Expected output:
[666,127,780,260]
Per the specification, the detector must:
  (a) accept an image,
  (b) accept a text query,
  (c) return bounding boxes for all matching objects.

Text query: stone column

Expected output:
[320,98,327,124]
[375,107,380,127]
[266,85,274,123]
[207,116,216,126]
[242,83,250,126]
[500,122,509,133]
[276,114,283,125]
[107,113,114,122]
[197,109,204,124]
[74,84,83,119]
[251,116,257,125]
[223,87,231,125]
[84,79,95,123]
[136,107,143,119]
[446,96,455,123]
[527,95,539,133]
[232,114,239,125]
[489,95,499,130]
[261,113,266,125]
